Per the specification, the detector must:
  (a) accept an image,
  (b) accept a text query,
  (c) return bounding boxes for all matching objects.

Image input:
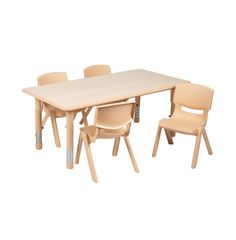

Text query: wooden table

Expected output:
[23,69,188,169]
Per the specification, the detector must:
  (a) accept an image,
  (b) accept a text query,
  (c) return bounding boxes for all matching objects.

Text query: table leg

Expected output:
[35,98,42,149]
[134,96,141,123]
[169,88,176,137]
[170,88,175,117]
[66,111,74,169]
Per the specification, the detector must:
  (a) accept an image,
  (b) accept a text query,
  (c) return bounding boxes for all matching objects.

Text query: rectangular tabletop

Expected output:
[23,69,188,111]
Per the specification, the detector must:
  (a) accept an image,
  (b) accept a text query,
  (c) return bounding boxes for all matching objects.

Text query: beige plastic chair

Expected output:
[152,83,214,168]
[75,101,139,182]
[37,72,87,147]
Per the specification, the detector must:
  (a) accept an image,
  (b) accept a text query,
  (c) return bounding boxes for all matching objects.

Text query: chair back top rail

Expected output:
[174,83,214,110]
[95,102,135,129]
[84,65,111,78]
[37,72,68,86]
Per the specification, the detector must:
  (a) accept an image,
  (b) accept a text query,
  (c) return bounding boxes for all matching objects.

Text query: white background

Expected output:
[0,0,235,239]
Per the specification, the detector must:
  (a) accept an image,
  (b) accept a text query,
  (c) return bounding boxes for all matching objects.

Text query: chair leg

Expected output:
[171,131,176,137]
[79,107,92,125]
[152,126,162,157]
[202,129,213,155]
[75,132,83,164]
[112,137,120,156]
[83,133,98,183]
[164,129,174,144]
[124,136,139,173]
[81,110,88,126]
[42,113,49,128]
[73,112,77,121]
[191,130,202,169]
[51,115,61,147]
[169,88,176,137]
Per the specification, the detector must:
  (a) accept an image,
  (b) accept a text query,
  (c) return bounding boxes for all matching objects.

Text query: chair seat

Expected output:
[44,103,84,118]
[159,111,206,135]
[98,127,127,138]
[111,99,129,103]
[44,103,66,117]
[81,125,128,143]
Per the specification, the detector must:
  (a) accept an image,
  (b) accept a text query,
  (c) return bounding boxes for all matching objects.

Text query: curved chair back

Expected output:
[94,102,135,129]
[84,65,111,78]
[37,72,68,86]
[174,83,214,110]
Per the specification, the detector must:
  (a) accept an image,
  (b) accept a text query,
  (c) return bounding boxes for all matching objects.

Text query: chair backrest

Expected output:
[94,102,135,129]
[174,83,214,110]
[37,72,68,86]
[84,65,111,78]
